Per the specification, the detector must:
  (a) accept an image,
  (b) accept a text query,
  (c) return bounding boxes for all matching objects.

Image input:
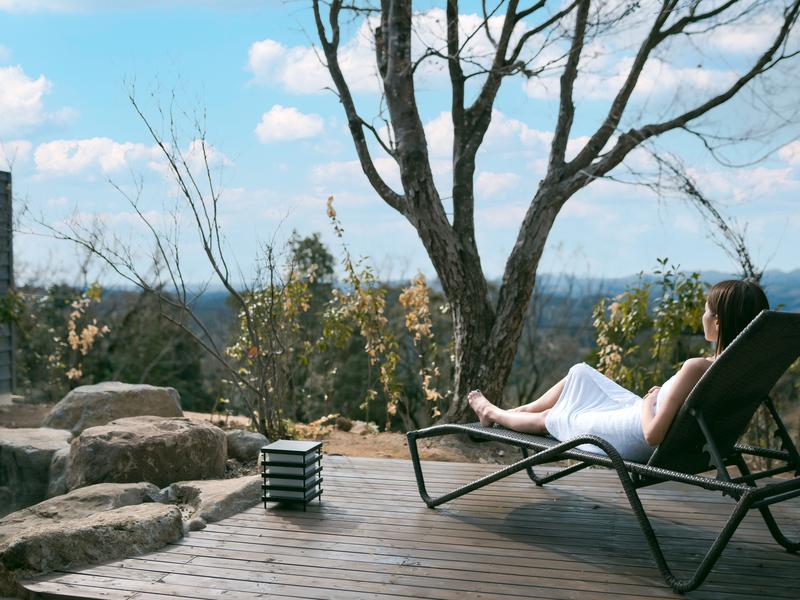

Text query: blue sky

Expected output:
[2,0,799,288]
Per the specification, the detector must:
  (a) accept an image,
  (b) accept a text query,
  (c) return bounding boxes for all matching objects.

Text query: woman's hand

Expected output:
[644,386,661,400]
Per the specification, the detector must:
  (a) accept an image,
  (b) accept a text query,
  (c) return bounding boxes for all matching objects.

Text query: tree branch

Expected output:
[564,0,678,177]
[574,0,800,187]
[312,0,407,216]
[507,0,580,66]
[546,0,589,172]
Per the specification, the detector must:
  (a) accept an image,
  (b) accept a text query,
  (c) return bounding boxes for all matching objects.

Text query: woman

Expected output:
[468,279,770,461]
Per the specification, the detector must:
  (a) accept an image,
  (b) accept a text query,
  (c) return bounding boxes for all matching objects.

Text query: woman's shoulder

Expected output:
[681,357,715,377]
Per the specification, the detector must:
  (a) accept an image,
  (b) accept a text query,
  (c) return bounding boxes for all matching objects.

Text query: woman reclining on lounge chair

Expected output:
[468,279,770,461]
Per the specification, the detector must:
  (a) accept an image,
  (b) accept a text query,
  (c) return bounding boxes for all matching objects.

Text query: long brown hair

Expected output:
[707,280,769,355]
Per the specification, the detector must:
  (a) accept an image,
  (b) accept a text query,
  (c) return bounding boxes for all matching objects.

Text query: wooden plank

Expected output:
[234,497,783,540]
[72,559,668,600]
[21,579,135,600]
[206,504,793,557]
[180,524,797,587]
[114,555,678,599]
[230,495,784,540]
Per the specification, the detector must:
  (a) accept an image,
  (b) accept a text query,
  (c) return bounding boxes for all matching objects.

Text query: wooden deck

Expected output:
[20,455,799,600]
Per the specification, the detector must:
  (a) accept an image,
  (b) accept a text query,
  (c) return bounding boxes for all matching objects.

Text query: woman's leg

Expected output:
[468,391,550,434]
[510,377,567,414]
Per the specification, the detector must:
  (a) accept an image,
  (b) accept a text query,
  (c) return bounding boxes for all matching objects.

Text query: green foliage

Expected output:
[318,197,402,428]
[591,259,707,394]
[288,231,335,285]
[8,284,110,401]
[94,292,215,411]
[8,284,215,408]
[224,249,316,438]
[395,273,451,428]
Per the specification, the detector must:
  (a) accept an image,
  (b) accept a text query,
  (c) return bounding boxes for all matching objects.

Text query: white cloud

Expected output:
[142,139,233,198]
[312,156,401,189]
[34,137,161,175]
[255,105,324,143]
[425,110,552,161]
[46,196,68,208]
[706,13,786,55]
[525,57,737,102]
[560,198,619,224]
[0,0,266,11]
[476,204,527,228]
[67,209,175,230]
[424,112,453,158]
[247,8,536,96]
[687,165,800,204]
[0,139,32,169]
[248,24,379,95]
[484,110,552,150]
[475,171,520,198]
[0,66,72,135]
[778,141,800,166]
[182,139,232,170]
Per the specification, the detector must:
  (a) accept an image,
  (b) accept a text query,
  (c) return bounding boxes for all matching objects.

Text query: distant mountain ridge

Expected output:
[532,269,800,313]
[148,268,800,320]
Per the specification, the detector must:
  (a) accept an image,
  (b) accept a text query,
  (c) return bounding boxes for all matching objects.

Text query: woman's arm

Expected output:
[641,358,712,446]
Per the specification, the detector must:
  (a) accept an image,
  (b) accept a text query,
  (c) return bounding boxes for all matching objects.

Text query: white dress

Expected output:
[544,363,674,462]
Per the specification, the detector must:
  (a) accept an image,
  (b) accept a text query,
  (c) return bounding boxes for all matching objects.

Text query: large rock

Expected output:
[225,429,268,463]
[162,476,262,531]
[66,416,226,490]
[42,382,183,435]
[0,482,181,596]
[0,428,71,518]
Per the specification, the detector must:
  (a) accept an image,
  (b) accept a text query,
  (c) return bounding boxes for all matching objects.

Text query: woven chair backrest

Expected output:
[648,310,800,474]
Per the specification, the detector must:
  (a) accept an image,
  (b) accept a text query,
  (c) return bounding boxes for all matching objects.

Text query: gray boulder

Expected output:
[42,382,183,436]
[66,416,226,490]
[225,429,268,463]
[0,482,181,596]
[0,428,71,518]
[161,476,262,532]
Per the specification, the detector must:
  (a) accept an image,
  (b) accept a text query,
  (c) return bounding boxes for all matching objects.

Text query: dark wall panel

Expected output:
[0,170,14,394]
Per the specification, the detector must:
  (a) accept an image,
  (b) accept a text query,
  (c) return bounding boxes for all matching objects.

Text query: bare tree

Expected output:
[312,0,800,421]
[35,94,303,439]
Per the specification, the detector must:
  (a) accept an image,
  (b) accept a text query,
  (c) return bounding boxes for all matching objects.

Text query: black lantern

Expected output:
[260,440,323,510]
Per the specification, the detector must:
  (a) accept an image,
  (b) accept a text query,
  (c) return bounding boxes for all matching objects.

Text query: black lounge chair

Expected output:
[407,310,800,593]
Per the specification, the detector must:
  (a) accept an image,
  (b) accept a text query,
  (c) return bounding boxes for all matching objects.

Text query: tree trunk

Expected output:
[445,190,562,422]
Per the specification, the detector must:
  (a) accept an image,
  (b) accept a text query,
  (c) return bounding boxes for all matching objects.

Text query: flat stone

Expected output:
[0,428,71,518]
[0,482,181,596]
[66,416,226,490]
[42,382,183,436]
[162,476,261,531]
[0,482,162,533]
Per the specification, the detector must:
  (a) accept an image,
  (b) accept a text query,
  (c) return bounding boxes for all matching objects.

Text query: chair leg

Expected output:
[605,448,755,593]
[408,429,551,508]
[520,447,541,484]
[759,505,800,552]
[730,454,800,552]
[521,447,590,485]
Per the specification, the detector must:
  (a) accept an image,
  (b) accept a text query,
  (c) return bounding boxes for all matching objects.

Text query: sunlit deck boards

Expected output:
[20,455,799,600]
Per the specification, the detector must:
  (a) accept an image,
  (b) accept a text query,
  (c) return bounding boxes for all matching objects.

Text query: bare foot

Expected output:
[468,390,495,427]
